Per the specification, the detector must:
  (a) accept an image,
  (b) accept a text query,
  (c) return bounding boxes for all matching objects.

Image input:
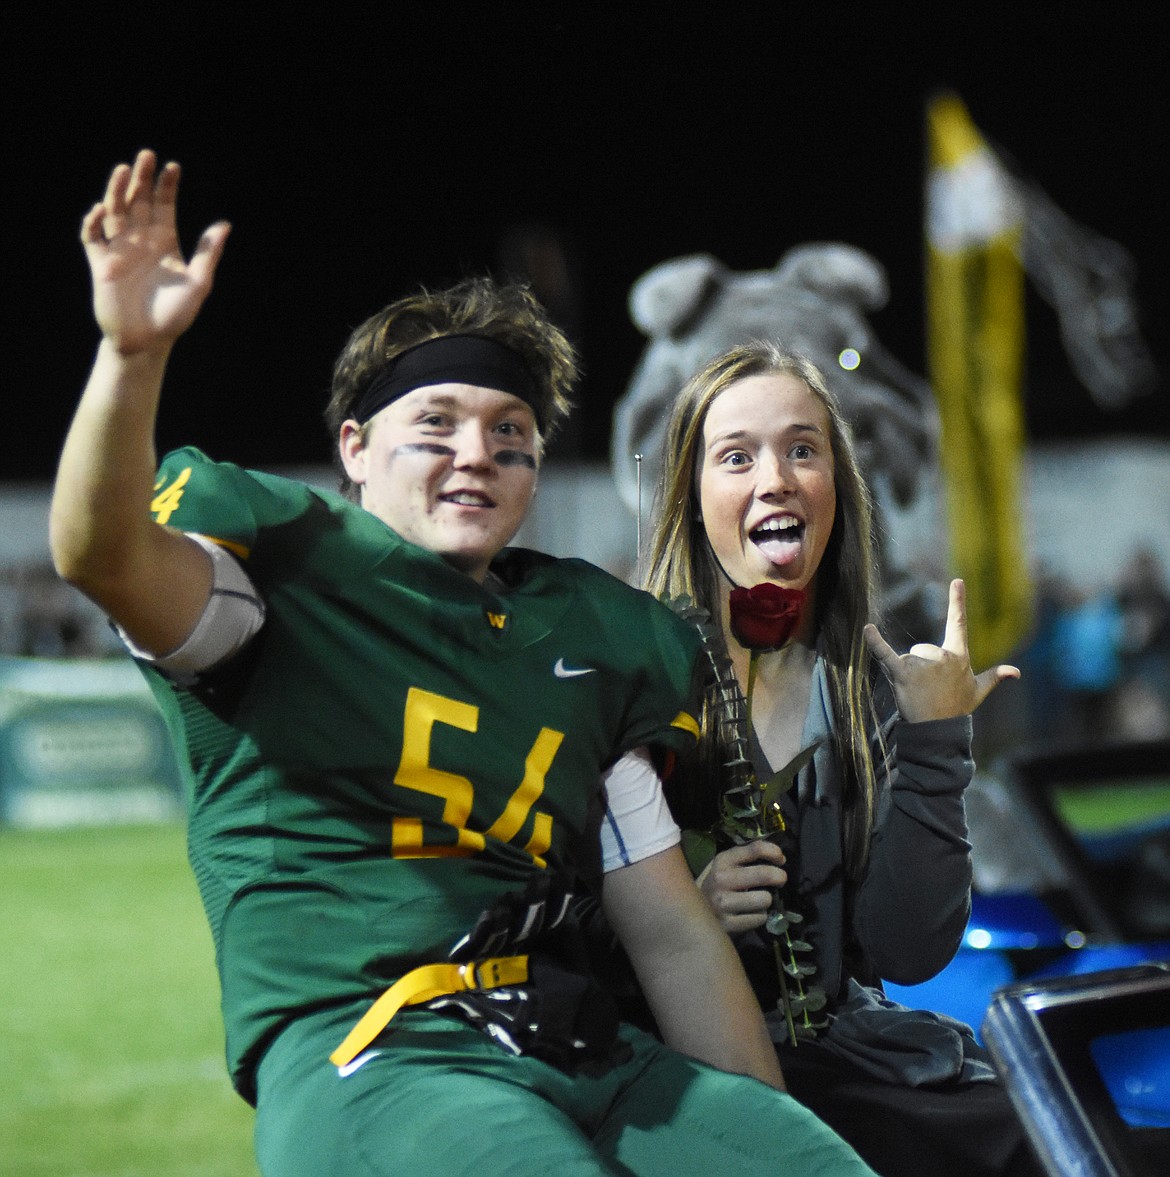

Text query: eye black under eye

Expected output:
[495,450,537,469]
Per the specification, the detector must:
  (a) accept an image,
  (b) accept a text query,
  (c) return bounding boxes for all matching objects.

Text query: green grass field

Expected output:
[1,823,258,1177]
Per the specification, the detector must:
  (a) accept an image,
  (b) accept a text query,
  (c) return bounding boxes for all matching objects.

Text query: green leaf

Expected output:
[765,910,789,934]
[722,818,759,841]
[719,804,759,831]
[759,740,821,813]
[679,829,716,878]
[728,805,761,820]
[788,939,813,953]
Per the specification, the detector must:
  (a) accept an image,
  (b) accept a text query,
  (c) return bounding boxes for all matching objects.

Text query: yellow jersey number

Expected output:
[151,467,191,525]
[391,687,563,868]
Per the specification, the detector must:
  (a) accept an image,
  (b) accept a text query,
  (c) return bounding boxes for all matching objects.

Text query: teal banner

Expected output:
[0,656,182,827]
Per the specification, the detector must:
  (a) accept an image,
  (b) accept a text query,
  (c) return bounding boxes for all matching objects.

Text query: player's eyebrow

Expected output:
[414,392,460,412]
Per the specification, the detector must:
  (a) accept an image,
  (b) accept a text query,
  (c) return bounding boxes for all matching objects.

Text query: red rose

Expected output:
[728,583,805,650]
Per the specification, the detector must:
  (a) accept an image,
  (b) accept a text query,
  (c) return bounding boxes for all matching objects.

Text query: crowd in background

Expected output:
[1019,547,1170,745]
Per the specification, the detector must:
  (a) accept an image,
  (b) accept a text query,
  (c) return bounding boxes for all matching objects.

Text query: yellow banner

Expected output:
[926,93,1031,666]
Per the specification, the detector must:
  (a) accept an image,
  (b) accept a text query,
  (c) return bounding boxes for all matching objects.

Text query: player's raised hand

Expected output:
[863,578,1020,723]
[80,150,230,355]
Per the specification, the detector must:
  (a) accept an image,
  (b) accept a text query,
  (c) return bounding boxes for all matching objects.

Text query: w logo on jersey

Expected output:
[485,611,508,631]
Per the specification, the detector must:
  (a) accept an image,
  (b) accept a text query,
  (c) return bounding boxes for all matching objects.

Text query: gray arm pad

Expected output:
[118,533,266,675]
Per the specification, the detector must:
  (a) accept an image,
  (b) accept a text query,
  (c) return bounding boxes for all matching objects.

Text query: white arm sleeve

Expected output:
[599,745,681,872]
[119,533,266,676]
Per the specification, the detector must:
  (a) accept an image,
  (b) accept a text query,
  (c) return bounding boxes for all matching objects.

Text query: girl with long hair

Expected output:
[644,342,1036,1177]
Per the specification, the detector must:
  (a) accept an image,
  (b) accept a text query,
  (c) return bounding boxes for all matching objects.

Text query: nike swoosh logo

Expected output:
[554,658,596,679]
[338,1049,383,1077]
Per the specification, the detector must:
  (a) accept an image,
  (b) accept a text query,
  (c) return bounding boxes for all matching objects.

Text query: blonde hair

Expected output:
[644,342,882,878]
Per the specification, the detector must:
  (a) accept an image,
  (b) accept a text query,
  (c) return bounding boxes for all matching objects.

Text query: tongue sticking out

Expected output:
[754,530,801,568]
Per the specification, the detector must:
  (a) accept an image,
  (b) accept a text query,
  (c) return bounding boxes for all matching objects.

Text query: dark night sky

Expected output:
[5,4,1167,483]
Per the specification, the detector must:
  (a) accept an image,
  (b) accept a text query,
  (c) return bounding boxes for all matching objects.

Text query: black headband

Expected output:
[352,335,544,430]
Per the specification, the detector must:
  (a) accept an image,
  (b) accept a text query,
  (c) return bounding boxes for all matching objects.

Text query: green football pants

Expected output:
[253,1003,876,1177]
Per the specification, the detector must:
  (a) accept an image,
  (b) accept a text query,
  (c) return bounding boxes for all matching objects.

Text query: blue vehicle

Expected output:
[884,739,1170,1172]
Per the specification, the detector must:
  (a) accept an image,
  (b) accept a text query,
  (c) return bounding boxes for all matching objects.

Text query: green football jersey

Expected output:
[142,448,702,1099]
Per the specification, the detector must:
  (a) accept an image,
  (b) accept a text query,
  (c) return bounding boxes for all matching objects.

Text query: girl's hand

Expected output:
[696,840,788,934]
[864,578,1020,722]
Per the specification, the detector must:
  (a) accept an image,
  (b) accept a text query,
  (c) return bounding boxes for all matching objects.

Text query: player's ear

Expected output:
[338,420,369,486]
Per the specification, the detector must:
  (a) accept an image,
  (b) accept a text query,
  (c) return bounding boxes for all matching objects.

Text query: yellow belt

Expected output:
[330,955,530,1068]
